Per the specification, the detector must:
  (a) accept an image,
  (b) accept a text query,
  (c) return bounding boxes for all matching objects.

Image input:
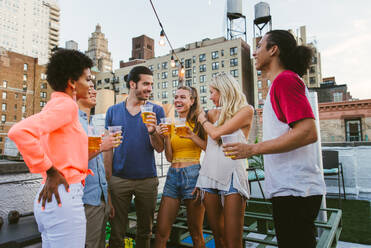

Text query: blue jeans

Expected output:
[163,164,200,200]
[202,174,239,196]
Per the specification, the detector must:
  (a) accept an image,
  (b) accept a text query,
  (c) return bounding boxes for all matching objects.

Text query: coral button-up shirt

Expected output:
[8,92,89,185]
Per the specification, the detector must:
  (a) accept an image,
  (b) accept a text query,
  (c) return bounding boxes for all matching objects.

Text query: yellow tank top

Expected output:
[170,121,201,163]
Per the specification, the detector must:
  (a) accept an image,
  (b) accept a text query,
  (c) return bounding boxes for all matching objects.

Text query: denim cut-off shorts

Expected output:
[163,164,200,200]
[202,174,239,196]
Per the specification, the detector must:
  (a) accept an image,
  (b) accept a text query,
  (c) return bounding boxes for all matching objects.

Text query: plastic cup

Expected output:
[160,118,172,135]
[174,118,187,137]
[221,134,239,158]
[140,104,154,124]
[88,125,104,151]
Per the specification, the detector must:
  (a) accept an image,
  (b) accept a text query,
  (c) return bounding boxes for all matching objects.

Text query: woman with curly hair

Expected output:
[8,49,94,247]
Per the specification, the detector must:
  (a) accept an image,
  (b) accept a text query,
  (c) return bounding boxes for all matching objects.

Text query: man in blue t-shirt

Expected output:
[104,66,165,248]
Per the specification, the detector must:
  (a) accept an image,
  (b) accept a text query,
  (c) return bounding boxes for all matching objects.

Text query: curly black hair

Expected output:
[46,49,93,92]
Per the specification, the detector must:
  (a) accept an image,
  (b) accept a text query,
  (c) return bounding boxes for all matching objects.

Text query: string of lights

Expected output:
[148,0,185,80]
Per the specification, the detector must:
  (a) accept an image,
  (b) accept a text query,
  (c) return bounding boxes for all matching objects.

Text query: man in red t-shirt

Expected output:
[224,30,326,248]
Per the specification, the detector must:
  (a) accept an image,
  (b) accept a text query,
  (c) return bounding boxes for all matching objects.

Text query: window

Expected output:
[212,62,219,70]
[200,85,206,93]
[309,66,315,74]
[185,59,192,68]
[345,119,362,141]
[157,83,161,89]
[23,74,27,81]
[2,92,6,100]
[310,77,316,84]
[41,83,47,89]
[97,80,102,85]
[230,58,238,67]
[104,78,110,83]
[312,56,317,64]
[172,80,179,88]
[230,47,238,56]
[162,91,168,99]
[193,76,197,84]
[258,92,263,100]
[211,51,219,59]
[162,82,168,89]
[200,75,206,83]
[172,90,176,97]
[192,56,196,63]
[14,104,17,110]
[199,53,206,62]
[221,50,224,56]
[162,62,168,69]
[185,69,192,78]
[13,115,17,121]
[193,66,196,74]
[40,92,47,98]
[161,72,168,79]
[1,114,5,123]
[258,80,262,89]
[201,96,207,104]
[22,95,26,101]
[148,65,154,71]
[212,73,218,78]
[2,81,7,88]
[199,64,206,72]
[15,93,18,99]
[157,64,161,70]
[41,73,47,80]
[23,84,27,91]
[333,92,343,102]
[40,101,46,107]
[22,106,26,113]
[257,70,262,76]
[157,73,160,79]
[24,63,28,71]
[2,103,6,111]
[157,93,161,99]
[172,69,178,77]
[230,69,238,77]
[185,79,192,87]
[221,61,224,68]
[162,101,168,104]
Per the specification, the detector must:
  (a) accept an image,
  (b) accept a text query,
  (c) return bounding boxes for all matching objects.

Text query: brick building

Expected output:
[309,77,352,103]
[0,49,53,154]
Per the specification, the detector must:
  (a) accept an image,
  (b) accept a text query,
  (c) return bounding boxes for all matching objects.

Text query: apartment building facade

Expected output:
[0,49,53,154]
[0,0,60,65]
[96,37,254,111]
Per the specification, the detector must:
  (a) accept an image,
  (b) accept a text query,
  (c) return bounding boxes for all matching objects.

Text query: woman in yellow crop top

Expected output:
[154,86,207,248]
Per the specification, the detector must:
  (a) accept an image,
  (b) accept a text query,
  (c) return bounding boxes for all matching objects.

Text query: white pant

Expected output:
[34,183,86,248]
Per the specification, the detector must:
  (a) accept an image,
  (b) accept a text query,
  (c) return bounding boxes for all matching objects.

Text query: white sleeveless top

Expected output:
[263,87,326,199]
[196,124,249,198]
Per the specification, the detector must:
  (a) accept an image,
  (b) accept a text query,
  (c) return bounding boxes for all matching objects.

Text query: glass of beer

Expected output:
[160,118,172,136]
[88,125,103,151]
[175,118,188,137]
[221,134,239,159]
[140,104,154,124]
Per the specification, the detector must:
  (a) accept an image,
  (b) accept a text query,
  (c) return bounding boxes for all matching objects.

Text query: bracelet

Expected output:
[201,119,208,126]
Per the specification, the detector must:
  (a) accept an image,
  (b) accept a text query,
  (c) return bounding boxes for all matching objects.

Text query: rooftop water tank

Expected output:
[227,0,243,19]
[254,2,271,24]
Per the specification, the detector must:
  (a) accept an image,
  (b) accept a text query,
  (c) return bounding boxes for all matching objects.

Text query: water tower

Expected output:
[226,0,247,41]
[253,2,272,37]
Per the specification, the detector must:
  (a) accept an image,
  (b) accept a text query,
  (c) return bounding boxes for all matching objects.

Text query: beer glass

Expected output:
[160,118,172,136]
[221,134,239,159]
[175,118,188,137]
[140,104,154,124]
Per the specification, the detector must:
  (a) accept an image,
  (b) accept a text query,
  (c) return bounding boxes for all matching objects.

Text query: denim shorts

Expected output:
[163,164,200,200]
[202,174,239,196]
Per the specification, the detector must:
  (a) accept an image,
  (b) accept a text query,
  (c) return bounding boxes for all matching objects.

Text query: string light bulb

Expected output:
[159,30,166,47]
[170,55,176,68]
[179,64,185,79]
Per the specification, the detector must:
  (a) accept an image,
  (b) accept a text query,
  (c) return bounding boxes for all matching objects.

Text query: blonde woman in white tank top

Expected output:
[196,73,254,248]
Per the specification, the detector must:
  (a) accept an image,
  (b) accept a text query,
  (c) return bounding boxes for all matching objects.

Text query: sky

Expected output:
[59,0,371,100]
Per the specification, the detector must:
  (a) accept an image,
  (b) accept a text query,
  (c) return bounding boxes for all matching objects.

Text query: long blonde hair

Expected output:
[210,73,248,127]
